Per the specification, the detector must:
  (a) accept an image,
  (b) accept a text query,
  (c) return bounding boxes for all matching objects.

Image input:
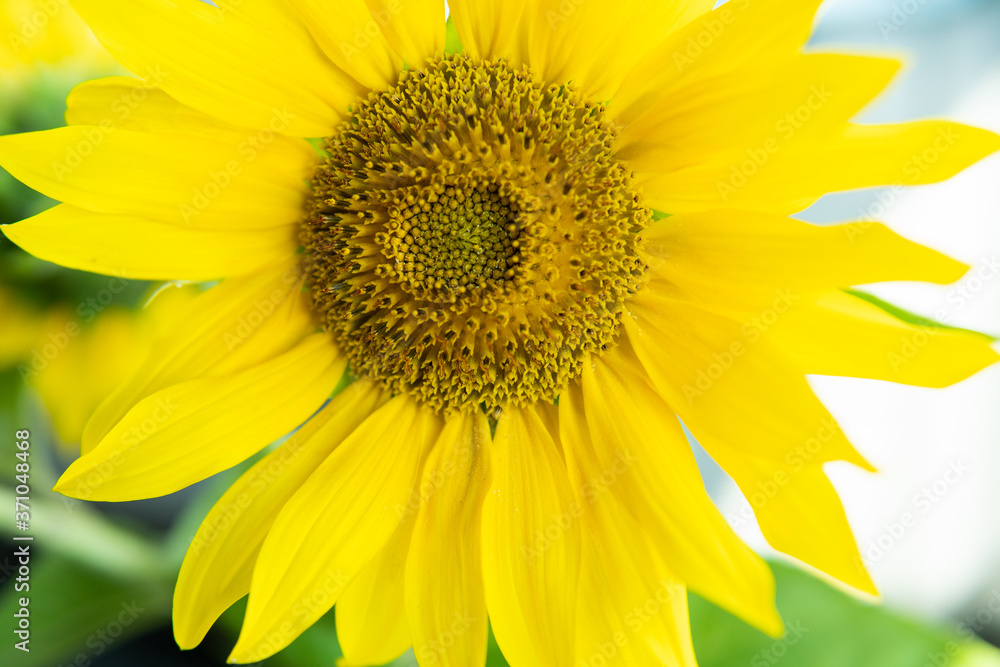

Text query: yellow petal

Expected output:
[448,0,526,62]
[560,394,696,667]
[640,210,969,303]
[1,205,296,281]
[53,333,344,501]
[516,0,716,102]
[639,211,997,386]
[363,0,444,69]
[231,396,441,663]
[287,0,402,91]
[606,0,999,215]
[575,520,695,667]
[579,0,717,102]
[70,0,363,137]
[624,291,876,593]
[616,54,900,169]
[767,290,999,388]
[82,259,314,453]
[638,121,1000,216]
[337,515,415,666]
[561,356,782,637]
[613,0,826,120]
[0,124,314,231]
[481,405,580,667]
[65,77,240,139]
[173,381,384,649]
[726,456,876,599]
[406,410,491,667]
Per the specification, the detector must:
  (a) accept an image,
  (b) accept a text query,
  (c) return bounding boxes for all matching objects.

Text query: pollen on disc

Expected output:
[301,54,650,413]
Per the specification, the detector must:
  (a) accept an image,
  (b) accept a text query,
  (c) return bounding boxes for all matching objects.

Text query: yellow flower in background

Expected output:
[3,283,197,445]
[28,306,150,445]
[0,1,998,666]
[0,285,46,366]
[0,0,115,80]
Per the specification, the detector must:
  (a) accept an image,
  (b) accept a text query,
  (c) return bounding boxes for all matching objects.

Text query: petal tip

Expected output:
[52,466,85,498]
[1,222,21,240]
[227,638,279,666]
[855,570,880,598]
[761,610,786,640]
[228,623,278,666]
[172,620,202,653]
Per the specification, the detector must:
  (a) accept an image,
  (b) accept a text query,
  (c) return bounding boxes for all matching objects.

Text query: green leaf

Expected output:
[0,471,171,585]
[691,561,1000,667]
[486,626,512,666]
[206,597,343,667]
[385,650,419,666]
[266,609,343,666]
[845,289,996,341]
[0,556,171,667]
[162,454,265,569]
[0,369,25,452]
[445,16,463,55]
[262,615,510,667]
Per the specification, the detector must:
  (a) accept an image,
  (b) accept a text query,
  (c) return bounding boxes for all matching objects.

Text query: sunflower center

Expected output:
[383,178,522,294]
[301,55,650,413]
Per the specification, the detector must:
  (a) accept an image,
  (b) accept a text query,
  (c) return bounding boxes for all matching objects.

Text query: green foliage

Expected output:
[845,289,995,341]
[445,16,463,55]
[0,556,171,667]
[690,561,1000,667]
[0,71,77,226]
[485,627,512,667]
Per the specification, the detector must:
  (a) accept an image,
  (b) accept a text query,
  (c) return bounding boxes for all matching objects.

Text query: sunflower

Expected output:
[1,0,998,665]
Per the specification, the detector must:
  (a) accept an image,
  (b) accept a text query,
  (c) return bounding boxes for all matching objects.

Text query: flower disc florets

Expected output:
[301,54,650,412]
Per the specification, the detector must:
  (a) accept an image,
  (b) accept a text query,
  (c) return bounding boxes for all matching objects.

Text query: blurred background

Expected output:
[1,0,999,665]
